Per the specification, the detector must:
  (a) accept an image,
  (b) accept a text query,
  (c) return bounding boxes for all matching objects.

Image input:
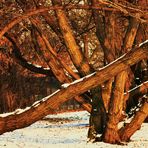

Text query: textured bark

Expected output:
[92,1,146,138]
[0,85,17,112]
[99,81,148,114]
[103,71,127,143]
[34,26,70,83]
[0,1,147,142]
[0,44,146,135]
[84,34,89,60]
[92,0,117,141]
[120,102,148,142]
[103,13,140,143]
[124,81,148,101]
[121,17,140,105]
[125,81,148,120]
[92,0,115,63]
[4,34,53,76]
[2,15,91,113]
[87,87,106,141]
[52,0,106,141]
[32,18,80,80]
[15,1,80,82]
[51,0,93,76]
[0,2,146,40]
[101,79,113,112]
[121,17,140,109]
[32,21,91,112]
[122,18,140,53]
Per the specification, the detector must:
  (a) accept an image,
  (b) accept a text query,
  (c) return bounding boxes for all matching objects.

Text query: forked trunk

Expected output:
[52,0,107,141]
[103,71,127,144]
[0,45,146,135]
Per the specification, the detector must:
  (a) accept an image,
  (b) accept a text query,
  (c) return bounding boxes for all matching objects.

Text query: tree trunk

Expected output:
[125,80,148,114]
[103,13,140,143]
[101,79,113,112]
[51,0,92,76]
[120,101,148,142]
[91,0,117,141]
[52,0,107,141]
[103,71,127,144]
[31,19,91,112]
[0,44,146,135]
[32,18,81,80]
[87,87,106,141]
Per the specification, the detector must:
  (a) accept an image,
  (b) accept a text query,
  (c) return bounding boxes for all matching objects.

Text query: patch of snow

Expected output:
[27,62,31,65]
[42,89,60,101]
[0,106,32,117]
[43,67,50,70]
[0,112,15,117]
[139,40,148,47]
[73,69,78,73]
[84,72,96,79]
[126,81,148,94]
[27,62,50,70]
[61,83,70,88]
[70,72,96,86]
[0,111,147,148]
[17,107,31,114]
[33,103,40,108]
[45,111,90,121]
[33,64,42,68]
[98,53,126,71]
[32,100,41,107]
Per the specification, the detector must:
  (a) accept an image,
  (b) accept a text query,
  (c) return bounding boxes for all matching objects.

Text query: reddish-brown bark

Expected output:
[120,102,148,141]
[0,44,146,135]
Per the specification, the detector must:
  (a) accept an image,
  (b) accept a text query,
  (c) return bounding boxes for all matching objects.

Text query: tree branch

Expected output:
[0,40,147,135]
[120,101,148,141]
[0,3,147,39]
[4,34,53,76]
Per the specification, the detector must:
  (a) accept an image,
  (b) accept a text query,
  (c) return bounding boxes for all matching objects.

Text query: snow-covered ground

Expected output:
[0,111,147,148]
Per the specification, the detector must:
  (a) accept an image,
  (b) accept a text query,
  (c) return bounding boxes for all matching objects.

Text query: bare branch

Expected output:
[0,40,147,135]
[4,34,53,76]
[0,3,147,39]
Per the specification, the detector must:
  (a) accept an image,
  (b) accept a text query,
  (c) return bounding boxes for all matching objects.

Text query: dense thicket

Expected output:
[0,0,147,144]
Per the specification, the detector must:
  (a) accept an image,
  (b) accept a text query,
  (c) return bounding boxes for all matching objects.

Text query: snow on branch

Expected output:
[0,41,147,134]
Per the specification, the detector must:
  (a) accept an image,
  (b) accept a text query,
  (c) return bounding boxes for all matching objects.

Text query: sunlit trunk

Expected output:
[0,45,146,136]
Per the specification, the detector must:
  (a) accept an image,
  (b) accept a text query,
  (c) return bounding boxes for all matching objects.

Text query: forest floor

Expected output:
[0,111,147,148]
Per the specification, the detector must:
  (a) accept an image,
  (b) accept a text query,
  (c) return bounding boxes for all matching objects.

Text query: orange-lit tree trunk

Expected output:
[103,17,139,144]
[51,0,92,76]
[92,0,143,143]
[31,19,91,112]
[0,43,146,136]
[0,0,147,145]
[103,71,128,144]
[52,0,106,141]
[120,101,148,141]
[92,0,118,142]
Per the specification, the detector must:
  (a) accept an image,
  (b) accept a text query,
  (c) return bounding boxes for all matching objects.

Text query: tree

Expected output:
[0,0,147,145]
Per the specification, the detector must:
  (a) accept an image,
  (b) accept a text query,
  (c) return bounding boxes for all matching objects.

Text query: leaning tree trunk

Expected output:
[103,71,127,144]
[51,0,92,76]
[31,19,91,112]
[120,101,148,141]
[0,44,147,135]
[52,0,107,141]
[103,16,140,143]
[92,0,140,141]
[91,0,117,141]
